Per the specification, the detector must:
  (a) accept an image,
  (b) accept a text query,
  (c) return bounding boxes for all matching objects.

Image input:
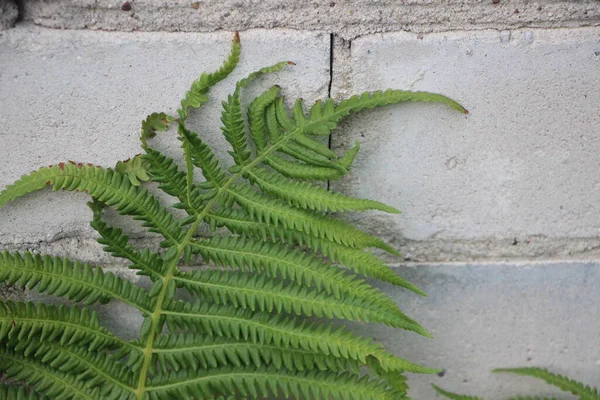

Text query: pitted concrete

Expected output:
[374,261,600,399]
[0,0,18,30]
[20,0,600,38]
[331,27,600,260]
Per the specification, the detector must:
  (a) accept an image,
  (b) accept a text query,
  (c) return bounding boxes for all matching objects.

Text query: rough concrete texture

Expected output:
[331,27,600,261]
[370,261,600,399]
[0,0,18,30]
[21,0,600,39]
[0,24,330,245]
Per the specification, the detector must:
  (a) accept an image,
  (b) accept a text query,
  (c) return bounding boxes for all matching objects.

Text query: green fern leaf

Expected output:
[0,385,48,400]
[494,368,600,399]
[222,62,292,167]
[178,32,241,120]
[142,148,205,214]
[432,384,484,400]
[187,236,408,317]
[179,123,228,187]
[146,366,404,400]
[0,164,183,246]
[173,269,425,333]
[0,301,133,353]
[162,301,434,374]
[89,200,166,279]
[204,208,424,294]
[114,155,151,186]
[152,335,359,374]
[0,252,152,312]
[6,338,135,396]
[247,167,400,213]
[227,184,399,254]
[140,112,174,147]
[0,347,108,400]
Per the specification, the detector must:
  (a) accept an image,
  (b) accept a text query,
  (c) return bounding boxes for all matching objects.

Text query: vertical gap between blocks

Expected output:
[326,32,334,191]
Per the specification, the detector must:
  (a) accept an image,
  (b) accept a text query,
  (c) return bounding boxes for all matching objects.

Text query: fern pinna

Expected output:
[433,367,600,400]
[0,33,467,399]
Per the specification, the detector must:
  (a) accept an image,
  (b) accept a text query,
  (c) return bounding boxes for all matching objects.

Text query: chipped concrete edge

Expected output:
[17,1,600,39]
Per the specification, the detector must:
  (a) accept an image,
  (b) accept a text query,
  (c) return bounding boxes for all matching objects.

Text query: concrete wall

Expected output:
[1,1,600,398]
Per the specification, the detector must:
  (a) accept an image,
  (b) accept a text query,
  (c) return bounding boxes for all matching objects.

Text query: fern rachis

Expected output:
[0,33,467,399]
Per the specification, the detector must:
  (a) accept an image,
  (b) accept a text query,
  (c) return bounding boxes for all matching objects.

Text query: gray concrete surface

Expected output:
[331,27,600,261]
[376,261,600,399]
[0,0,18,30]
[0,24,330,244]
[20,0,600,38]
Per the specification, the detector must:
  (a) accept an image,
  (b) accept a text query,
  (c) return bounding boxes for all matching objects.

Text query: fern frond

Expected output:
[173,269,425,332]
[0,301,134,353]
[0,164,183,246]
[179,123,228,187]
[162,301,434,374]
[140,112,174,147]
[187,236,407,317]
[247,167,400,213]
[278,140,347,172]
[142,148,205,214]
[204,208,424,294]
[178,32,241,120]
[222,62,292,166]
[7,338,135,395]
[248,86,281,152]
[264,153,346,180]
[0,347,104,400]
[432,384,484,400]
[115,155,151,186]
[89,201,166,279]
[146,366,403,400]
[152,335,359,373]
[494,368,600,399]
[0,385,48,400]
[0,252,152,313]
[227,184,399,254]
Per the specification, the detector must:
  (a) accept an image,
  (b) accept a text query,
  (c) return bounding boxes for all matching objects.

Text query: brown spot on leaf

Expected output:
[288,61,296,65]
[46,181,52,185]
[233,31,240,44]
[58,162,65,170]
[68,160,76,165]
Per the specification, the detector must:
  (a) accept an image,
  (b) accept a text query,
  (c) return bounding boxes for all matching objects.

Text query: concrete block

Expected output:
[0,24,330,245]
[0,0,18,30]
[367,261,600,399]
[21,0,600,38]
[331,28,600,260]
